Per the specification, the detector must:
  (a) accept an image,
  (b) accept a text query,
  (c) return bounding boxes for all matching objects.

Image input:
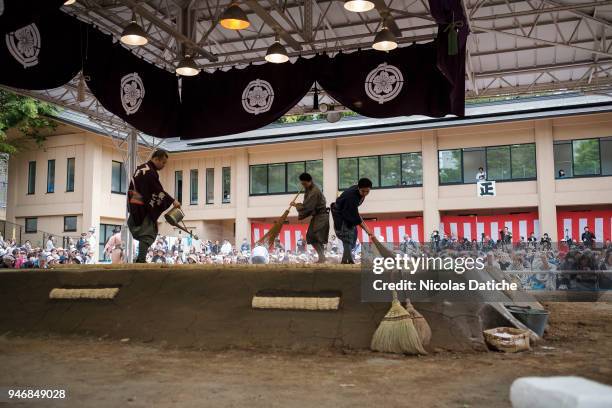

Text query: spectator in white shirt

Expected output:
[476,167,486,181]
[251,244,269,264]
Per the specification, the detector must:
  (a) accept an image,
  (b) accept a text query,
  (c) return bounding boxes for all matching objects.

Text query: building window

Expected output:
[438,150,462,184]
[206,168,214,204]
[222,167,231,203]
[175,170,183,204]
[189,169,198,205]
[25,217,37,233]
[46,159,55,193]
[249,160,324,195]
[27,161,36,194]
[602,137,612,175]
[250,164,267,195]
[63,216,77,232]
[338,154,422,190]
[66,158,75,192]
[111,161,127,194]
[99,223,120,262]
[554,137,612,178]
[573,139,600,176]
[511,144,537,179]
[462,148,485,184]
[439,143,536,185]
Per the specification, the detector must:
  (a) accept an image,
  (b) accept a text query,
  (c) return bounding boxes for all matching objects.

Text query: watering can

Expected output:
[164,207,199,240]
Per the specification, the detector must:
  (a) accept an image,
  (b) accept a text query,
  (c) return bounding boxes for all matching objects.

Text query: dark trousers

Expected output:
[127,215,157,263]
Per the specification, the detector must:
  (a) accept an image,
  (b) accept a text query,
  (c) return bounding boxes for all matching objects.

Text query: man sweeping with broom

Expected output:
[290,173,329,264]
[330,178,372,264]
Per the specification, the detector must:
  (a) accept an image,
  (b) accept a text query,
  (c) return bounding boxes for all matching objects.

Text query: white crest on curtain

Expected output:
[241,79,274,115]
[364,63,404,104]
[120,72,145,115]
[5,23,41,68]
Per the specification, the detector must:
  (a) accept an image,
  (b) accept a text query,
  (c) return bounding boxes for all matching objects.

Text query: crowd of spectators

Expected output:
[2,224,611,292]
[0,228,99,268]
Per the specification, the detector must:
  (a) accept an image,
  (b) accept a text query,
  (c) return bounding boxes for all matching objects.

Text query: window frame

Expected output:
[46,159,55,193]
[27,161,36,195]
[63,215,77,232]
[111,160,127,195]
[66,157,75,192]
[249,160,324,196]
[222,166,231,203]
[438,142,538,185]
[175,170,183,205]
[337,153,423,191]
[206,168,214,204]
[189,169,198,205]
[554,137,612,180]
[25,217,37,233]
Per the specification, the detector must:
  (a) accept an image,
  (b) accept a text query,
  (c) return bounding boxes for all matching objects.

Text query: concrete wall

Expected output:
[5,113,612,246]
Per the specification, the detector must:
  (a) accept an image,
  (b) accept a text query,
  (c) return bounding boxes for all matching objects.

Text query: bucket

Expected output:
[506,305,549,337]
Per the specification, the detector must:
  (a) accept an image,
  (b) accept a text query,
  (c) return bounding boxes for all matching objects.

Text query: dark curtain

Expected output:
[0,9,82,90]
[179,57,315,139]
[0,0,66,32]
[316,43,452,118]
[428,0,469,117]
[84,31,180,139]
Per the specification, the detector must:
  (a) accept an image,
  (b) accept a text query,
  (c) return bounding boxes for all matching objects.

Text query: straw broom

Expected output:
[361,220,427,355]
[256,190,303,249]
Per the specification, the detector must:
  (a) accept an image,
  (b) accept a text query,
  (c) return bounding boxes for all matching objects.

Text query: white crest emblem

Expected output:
[241,79,274,115]
[364,63,404,104]
[120,72,145,115]
[5,23,41,68]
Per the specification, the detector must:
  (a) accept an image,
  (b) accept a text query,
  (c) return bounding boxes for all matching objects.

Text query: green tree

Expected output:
[0,89,58,154]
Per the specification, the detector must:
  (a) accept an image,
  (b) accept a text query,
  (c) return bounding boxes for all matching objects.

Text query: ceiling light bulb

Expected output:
[120,18,148,46]
[176,55,200,76]
[343,0,375,13]
[265,41,289,63]
[220,3,250,30]
[372,27,397,51]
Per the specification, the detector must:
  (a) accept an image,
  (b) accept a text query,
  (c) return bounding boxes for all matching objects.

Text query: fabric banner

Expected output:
[315,43,453,119]
[84,32,180,139]
[0,0,65,32]
[179,57,315,139]
[0,9,82,90]
[440,212,540,243]
[429,0,469,117]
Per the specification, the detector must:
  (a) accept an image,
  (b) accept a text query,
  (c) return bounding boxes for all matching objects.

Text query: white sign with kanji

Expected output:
[477,180,496,197]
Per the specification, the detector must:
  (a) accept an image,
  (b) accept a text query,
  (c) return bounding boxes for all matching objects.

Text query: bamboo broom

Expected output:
[361,220,427,355]
[256,190,303,249]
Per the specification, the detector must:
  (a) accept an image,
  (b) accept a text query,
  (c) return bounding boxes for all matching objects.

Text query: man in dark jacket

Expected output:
[331,178,372,264]
[582,226,595,248]
[128,149,180,263]
[291,172,329,263]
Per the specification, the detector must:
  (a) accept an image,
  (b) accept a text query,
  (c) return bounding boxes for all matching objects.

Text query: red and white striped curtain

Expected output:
[251,223,309,251]
[440,212,540,243]
[357,218,424,244]
[557,210,612,243]
[251,217,424,250]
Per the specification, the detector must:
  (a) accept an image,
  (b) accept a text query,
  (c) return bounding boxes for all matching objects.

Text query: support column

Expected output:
[82,139,103,260]
[535,119,558,241]
[421,130,440,239]
[322,140,337,240]
[123,129,138,263]
[234,148,250,247]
